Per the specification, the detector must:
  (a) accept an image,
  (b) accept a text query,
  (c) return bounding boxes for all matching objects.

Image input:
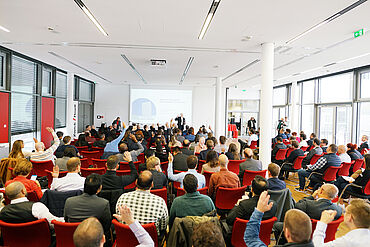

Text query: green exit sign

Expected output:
[354,29,364,38]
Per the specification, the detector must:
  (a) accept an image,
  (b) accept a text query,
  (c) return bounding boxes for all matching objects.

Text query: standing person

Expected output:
[277,118,286,133]
[112,117,122,130]
[175,113,185,131]
[247,117,257,132]
[358,135,369,153]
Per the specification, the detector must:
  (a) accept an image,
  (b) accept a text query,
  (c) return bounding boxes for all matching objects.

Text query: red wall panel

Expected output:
[0,92,9,143]
[41,97,55,148]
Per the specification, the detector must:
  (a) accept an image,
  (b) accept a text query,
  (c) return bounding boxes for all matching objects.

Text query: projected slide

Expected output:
[130,88,192,124]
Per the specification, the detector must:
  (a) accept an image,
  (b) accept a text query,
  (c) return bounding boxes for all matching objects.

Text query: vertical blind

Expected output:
[0,54,4,88]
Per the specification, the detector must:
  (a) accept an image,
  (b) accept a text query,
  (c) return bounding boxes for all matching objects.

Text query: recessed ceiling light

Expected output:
[198,0,222,40]
[241,36,253,42]
[74,0,108,36]
[0,25,10,32]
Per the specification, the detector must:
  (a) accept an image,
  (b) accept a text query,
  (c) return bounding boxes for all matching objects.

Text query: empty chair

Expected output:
[45,169,68,188]
[337,161,354,177]
[52,220,80,247]
[151,187,168,205]
[0,219,51,247]
[80,151,101,166]
[137,153,145,163]
[112,219,158,247]
[228,160,245,175]
[91,146,104,157]
[203,171,214,187]
[311,216,344,242]
[176,186,208,197]
[242,170,267,186]
[215,186,247,210]
[231,217,277,246]
[352,159,364,174]
[91,158,107,169]
[80,167,106,177]
[30,160,54,177]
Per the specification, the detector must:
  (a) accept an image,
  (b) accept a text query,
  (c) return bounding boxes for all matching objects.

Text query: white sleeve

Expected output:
[312,221,346,247]
[129,220,155,247]
[32,202,64,224]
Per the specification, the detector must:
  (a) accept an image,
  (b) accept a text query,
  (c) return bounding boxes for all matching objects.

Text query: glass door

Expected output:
[336,106,352,145]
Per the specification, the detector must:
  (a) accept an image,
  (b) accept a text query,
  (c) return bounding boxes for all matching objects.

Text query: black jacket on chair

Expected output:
[40,189,82,217]
[295,196,342,220]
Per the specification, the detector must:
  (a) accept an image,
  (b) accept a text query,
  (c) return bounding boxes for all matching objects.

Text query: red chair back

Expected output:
[137,153,145,163]
[308,145,314,151]
[337,161,354,176]
[203,171,214,187]
[215,186,247,210]
[119,161,140,171]
[322,165,342,182]
[177,186,208,197]
[80,167,106,177]
[275,149,288,161]
[151,187,167,205]
[243,170,267,186]
[81,151,101,166]
[300,146,309,152]
[363,179,370,195]
[231,217,277,246]
[197,160,206,173]
[228,160,245,175]
[311,216,344,242]
[250,141,258,149]
[92,158,107,169]
[286,147,294,158]
[293,155,306,170]
[116,170,136,189]
[91,146,104,156]
[352,159,364,173]
[310,154,324,165]
[45,169,68,188]
[160,161,169,175]
[52,220,80,247]
[30,160,54,177]
[112,219,158,247]
[0,219,51,247]
[75,146,89,152]
[80,158,89,168]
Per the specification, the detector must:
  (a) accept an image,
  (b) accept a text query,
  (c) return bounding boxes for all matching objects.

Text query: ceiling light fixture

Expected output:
[286,0,367,44]
[198,0,222,40]
[180,57,195,84]
[74,0,108,36]
[0,25,10,32]
[223,59,260,81]
[120,54,147,84]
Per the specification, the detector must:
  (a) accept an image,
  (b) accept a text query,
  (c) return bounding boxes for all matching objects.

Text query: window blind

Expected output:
[11,93,37,134]
[11,56,37,94]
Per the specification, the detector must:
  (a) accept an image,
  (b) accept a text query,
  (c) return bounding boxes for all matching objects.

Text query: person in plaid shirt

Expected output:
[115,170,168,238]
[297,144,341,191]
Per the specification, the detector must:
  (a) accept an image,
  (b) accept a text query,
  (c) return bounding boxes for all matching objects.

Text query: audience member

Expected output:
[9,140,24,159]
[181,139,194,156]
[225,143,241,160]
[199,139,215,161]
[169,135,182,148]
[276,128,288,140]
[102,123,126,159]
[194,136,206,153]
[169,174,215,227]
[347,143,363,160]
[313,199,370,246]
[307,133,316,147]
[55,146,78,171]
[247,129,259,146]
[138,149,155,173]
[358,135,369,153]
[101,154,138,190]
[0,182,63,224]
[320,139,329,153]
[167,154,206,189]
[55,136,80,158]
[201,150,220,174]
[208,155,240,199]
[23,127,60,161]
[93,134,107,148]
[85,131,96,143]
[50,131,64,147]
[184,127,195,142]
[280,141,304,179]
[302,138,323,168]
[154,140,169,163]
[146,156,168,190]
[172,146,189,172]
[338,145,351,163]
[116,134,144,162]
[73,217,105,247]
[292,131,301,142]
[239,148,262,184]
[272,137,287,161]
[50,157,85,191]
[285,129,292,139]
[112,117,122,130]
[267,163,286,190]
[192,220,225,247]
[299,133,308,147]
[75,133,90,148]
[214,136,227,153]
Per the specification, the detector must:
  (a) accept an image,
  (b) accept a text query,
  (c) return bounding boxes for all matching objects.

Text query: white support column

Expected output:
[66,72,75,137]
[215,77,223,138]
[290,81,298,132]
[259,43,274,169]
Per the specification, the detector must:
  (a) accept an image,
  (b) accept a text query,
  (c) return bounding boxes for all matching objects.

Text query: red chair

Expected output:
[116,170,136,189]
[80,167,106,177]
[80,158,89,168]
[242,170,267,186]
[137,153,145,163]
[91,146,104,157]
[75,146,89,152]
[30,160,54,177]
[197,160,206,173]
[0,219,51,247]
[274,149,288,164]
[52,220,80,247]
[151,187,167,205]
[337,161,354,176]
[231,217,277,246]
[300,146,309,152]
[177,186,208,197]
[308,145,314,151]
[45,169,68,188]
[311,216,344,242]
[304,165,342,191]
[92,158,107,169]
[250,141,258,149]
[160,161,169,175]
[352,159,364,173]
[338,179,370,200]
[228,160,245,175]
[215,186,247,210]
[284,155,306,180]
[112,219,158,247]
[361,148,369,155]
[119,161,141,171]
[203,171,214,187]
[81,151,101,166]
[286,147,294,158]
[310,154,324,165]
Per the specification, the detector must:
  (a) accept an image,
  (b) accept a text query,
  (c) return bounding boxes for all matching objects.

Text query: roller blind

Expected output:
[0,54,4,88]
[56,71,67,98]
[55,71,67,128]
[11,56,37,94]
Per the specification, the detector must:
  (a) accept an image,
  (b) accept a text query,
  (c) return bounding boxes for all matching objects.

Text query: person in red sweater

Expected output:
[5,159,43,200]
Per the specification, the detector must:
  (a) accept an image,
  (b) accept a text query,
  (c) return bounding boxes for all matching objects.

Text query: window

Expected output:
[11,56,37,94]
[301,105,314,135]
[0,53,5,89]
[42,67,53,96]
[359,102,370,140]
[74,76,95,133]
[302,80,315,104]
[319,73,353,103]
[273,87,286,106]
[78,103,93,133]
[360,71,370,99]
[55,71,67,128]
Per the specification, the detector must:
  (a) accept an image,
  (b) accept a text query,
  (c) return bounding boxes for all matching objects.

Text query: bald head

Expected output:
[284,209,312,243]
[73,217,105,247]
[219,154,229,167]
[319,184,338,200]
[137,170,153,190]
[337,145,346,155]
[244,148,253,159]
[35,142,45,152]
[5,181,26,200]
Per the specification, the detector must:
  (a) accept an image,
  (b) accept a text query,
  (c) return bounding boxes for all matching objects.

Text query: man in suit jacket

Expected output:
[302,138,323,168]
[172,146,189,171]
[279,141,305,179]
[239,148,262,184]
[247,117,256,131]
[358,135,369,153]
[181,139,194,156]
[175,113,185,131]
[199,139,215,161]
[64,173,112,245]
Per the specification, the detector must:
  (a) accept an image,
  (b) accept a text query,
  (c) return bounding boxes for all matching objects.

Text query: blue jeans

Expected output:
[298,169,311,190]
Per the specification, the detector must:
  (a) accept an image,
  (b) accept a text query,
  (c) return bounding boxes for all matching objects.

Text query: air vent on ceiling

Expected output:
[150,59,166,67]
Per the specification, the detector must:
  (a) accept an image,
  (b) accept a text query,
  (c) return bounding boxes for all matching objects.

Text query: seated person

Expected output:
[279,141,304,179]
[313,199,370,247]
[146,156,168,190]
[55,146,78,171]
[299,133,308,147]
[201,150,220,174]
[184,127,196,142]
[199,140,215,161]
[245,191,314,247]
[358,135,369,153]
[24,127,60,161]
[102,123,126,159]
[267,163,286,191]
[172,146,189,172]
[226,175,277,226]
[320,139,329,153]
[138,149,155,173]
[101,153,138,191]
[275,128,287,140]
[239,148,262,184]
[55,136,80,158]
[192,221,225,247]
[93,134,107,148]
[50,157,85,192]
[347,143,363,161]
[167,154,206,189]
[225,143,241,161]
[338,145,351,163]
[75,133,90,148]
[297,144,341,191]
[5,159,43,200]
[302,138,323,168]
[0,182,63,224]
[85,131,96,143]
[73,217,106,247]
[116,134,144,163]
[181,139,194,156]
[64,174,111,245]
[169,174,215,227]
[208,155,240,200]
[154,140,169,163]
[271,137,287,162]
[214,136,227,153]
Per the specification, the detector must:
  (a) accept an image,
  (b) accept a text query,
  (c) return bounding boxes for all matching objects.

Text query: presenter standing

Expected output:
[175,113,186,131]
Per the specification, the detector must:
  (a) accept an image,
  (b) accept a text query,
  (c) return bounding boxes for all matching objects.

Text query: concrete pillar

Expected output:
[66,72,76,137]
[259,43,274,169]
[290,81,298,132]
[215,77,223,138]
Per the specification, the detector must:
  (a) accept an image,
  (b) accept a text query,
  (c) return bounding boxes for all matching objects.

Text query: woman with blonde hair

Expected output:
[8,140,25,159]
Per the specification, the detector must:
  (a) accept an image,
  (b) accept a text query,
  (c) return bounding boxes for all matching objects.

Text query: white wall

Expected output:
[192,86,216,131]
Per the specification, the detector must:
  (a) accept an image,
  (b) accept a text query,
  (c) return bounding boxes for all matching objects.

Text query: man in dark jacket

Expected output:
[302,138,323,168]
[279,141,305,179]
[199,139,215,161]
[272,137,287,162]
[172,146,189,171]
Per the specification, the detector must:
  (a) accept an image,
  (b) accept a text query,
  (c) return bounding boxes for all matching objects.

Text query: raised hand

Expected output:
[320,210,337,224]
[256,191,274,213]
[168,153,173,163]
[113,205,135,225]
[46,127,54,133]
[52,165,60,178]
[123,151,132,162]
